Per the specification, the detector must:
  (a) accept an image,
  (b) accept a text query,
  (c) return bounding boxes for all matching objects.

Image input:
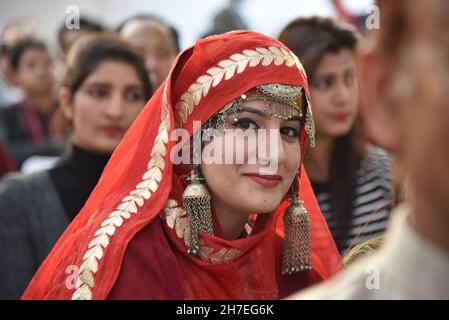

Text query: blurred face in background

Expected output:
[13,47,54,96]
[309,48,358,139]
[401,43,449,215]
[2,19,46,84]
[386,36,449,215]
[61,29,96,60]
[60,60,146,154]
[359,1,449,216]
[120,20,178,89]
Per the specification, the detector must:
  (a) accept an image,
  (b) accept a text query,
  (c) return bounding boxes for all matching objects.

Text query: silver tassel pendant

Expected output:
[282,193,312,274]
[182,170,213,255]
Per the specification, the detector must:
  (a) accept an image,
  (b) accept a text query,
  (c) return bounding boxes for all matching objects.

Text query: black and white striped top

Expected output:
[311,146,393,255]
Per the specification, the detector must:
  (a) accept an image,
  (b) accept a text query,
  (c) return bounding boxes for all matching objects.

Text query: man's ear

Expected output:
[358,47,400,152]
[58,87,73,121]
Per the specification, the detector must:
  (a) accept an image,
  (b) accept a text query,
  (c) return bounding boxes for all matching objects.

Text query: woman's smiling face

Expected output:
[200,98,302,216]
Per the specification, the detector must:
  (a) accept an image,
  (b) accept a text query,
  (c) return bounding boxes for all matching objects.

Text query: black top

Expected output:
[49,144,110,221]
[0,102,63,166]
[0,102,51,142]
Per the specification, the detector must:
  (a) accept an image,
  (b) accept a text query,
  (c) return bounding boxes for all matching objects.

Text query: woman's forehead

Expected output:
[240,99,301,116]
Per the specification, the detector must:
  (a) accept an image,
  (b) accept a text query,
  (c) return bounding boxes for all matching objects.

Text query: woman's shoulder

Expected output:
[360,145,393,172]
[356,145,393,196]
[0,171,60,218]
[0,171,53,196]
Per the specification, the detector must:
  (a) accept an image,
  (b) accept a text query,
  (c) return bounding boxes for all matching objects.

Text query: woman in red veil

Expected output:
[22,30,342,300]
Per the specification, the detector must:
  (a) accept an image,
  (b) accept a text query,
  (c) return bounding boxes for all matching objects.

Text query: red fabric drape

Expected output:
[22,31,342,300]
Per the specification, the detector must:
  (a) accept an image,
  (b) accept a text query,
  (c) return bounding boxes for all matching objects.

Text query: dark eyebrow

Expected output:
[314,73,336,80]
[84,81,112,88]
[239,106,302,122]
[124,84,145,90]
[84,82,144,91]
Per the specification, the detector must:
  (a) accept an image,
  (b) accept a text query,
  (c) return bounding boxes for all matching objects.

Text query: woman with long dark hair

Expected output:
[0,34,152,299]
[279,17,393,254]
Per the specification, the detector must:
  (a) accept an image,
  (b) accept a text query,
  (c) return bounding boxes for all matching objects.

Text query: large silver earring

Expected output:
[282,177,312,274]
[182,167,213,255]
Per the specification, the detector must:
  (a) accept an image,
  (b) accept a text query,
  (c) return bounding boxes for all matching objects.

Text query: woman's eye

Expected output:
[344,72,354,86]
[124,90,143,102]
[156,49,171,59]
[89,88,108,98]
[280,126,299,138]
[314,77,332,90]
[233,118,259,130]
[26,61,36,70]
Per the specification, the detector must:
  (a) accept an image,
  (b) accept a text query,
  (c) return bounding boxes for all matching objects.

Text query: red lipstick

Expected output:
[331,112,349,121]
[102,125,122,136]
[244,174,282,187]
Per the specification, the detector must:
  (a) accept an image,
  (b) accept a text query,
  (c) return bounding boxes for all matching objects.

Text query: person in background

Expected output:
[117,14,180,89]
[279,17,393,254]
[289,0,449,299]
[0,141,16,178]
[204,0,248,37]
[0,38,62,167]
[0,43,23,108]
[53,16,105,84]
[57,17,105,63]
[18,17,107,174]
[0,18,42,108]
[0,34,152,299]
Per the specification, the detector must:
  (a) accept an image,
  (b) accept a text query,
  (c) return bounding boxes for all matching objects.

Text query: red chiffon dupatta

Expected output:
[23,31,342,300]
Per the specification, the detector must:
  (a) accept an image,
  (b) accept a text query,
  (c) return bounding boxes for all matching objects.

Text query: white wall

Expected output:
[0,0,373,52]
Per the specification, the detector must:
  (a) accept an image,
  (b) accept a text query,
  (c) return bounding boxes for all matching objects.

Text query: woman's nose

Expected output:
[257,128,284,174]
[333,80,352,106]
[104,94,125,119]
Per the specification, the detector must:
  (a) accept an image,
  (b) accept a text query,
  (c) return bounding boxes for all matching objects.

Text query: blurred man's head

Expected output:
[359,0,449,216]
[118,15,179,89]
[57,17,105,60]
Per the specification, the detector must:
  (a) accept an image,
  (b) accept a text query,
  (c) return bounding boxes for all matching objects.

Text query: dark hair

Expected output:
[9,37,48,71]
[0,43,10,56]
[279,16,359,80]
[279,17,363,251]
[57,17,105,51]
[63,33,152,100]
[116,14,180,53]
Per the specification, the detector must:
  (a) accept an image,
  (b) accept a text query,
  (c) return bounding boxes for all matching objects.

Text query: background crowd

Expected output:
[1,0,446,300]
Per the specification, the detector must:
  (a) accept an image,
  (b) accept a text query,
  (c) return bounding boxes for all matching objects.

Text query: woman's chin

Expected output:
[243,198,283,214]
